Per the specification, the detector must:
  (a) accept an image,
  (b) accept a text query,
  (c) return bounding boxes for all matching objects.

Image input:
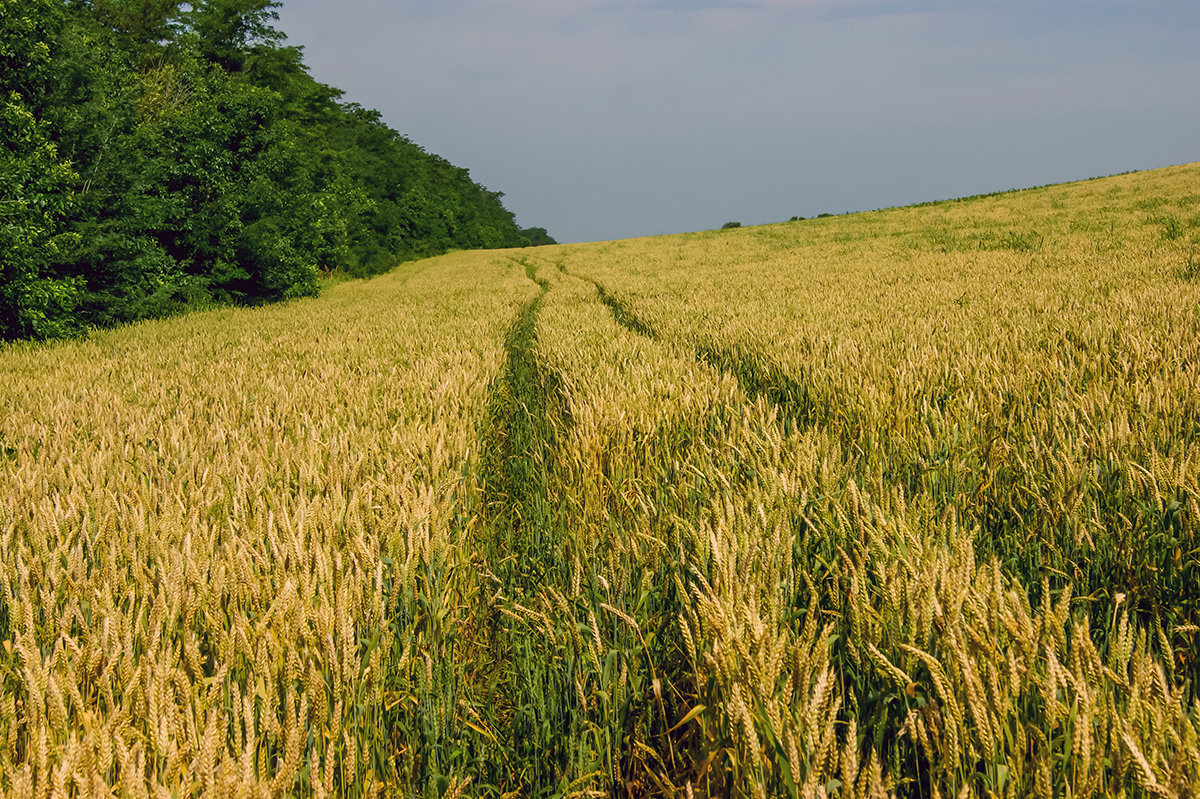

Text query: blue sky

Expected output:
[275,1,1200,243]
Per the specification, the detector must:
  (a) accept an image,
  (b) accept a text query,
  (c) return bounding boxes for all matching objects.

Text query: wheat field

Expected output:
[1,164,1198,797]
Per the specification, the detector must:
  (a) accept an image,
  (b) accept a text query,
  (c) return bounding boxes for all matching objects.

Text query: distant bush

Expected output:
[520,227,558,246]
[721,221,742,230]
[790,216,806,222]
[816,213,834,218]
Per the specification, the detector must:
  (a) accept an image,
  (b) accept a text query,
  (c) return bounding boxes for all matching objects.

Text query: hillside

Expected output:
[1,163,1198,797]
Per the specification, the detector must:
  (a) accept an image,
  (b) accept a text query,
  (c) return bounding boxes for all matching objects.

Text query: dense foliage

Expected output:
[0,0,551,340]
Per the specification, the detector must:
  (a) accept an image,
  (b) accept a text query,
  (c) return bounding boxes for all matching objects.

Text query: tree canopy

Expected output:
[0,0,555,340]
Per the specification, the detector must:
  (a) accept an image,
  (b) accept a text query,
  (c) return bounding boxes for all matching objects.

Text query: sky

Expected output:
[274,1,1200,244]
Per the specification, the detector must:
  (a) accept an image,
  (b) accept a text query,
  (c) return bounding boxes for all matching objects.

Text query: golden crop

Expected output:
[2,164,1198,797]
[0,256,536,796]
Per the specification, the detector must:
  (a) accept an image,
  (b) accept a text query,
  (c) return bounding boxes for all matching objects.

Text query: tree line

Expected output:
[1,0,554,341]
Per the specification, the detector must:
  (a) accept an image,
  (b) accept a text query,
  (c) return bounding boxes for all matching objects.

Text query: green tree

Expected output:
[1,0,551,341]
[0,0,81,340]
[184,0,284,72]
[88,0,184,43]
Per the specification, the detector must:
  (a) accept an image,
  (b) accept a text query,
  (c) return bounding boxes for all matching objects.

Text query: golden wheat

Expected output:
[2,164,1198,797]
